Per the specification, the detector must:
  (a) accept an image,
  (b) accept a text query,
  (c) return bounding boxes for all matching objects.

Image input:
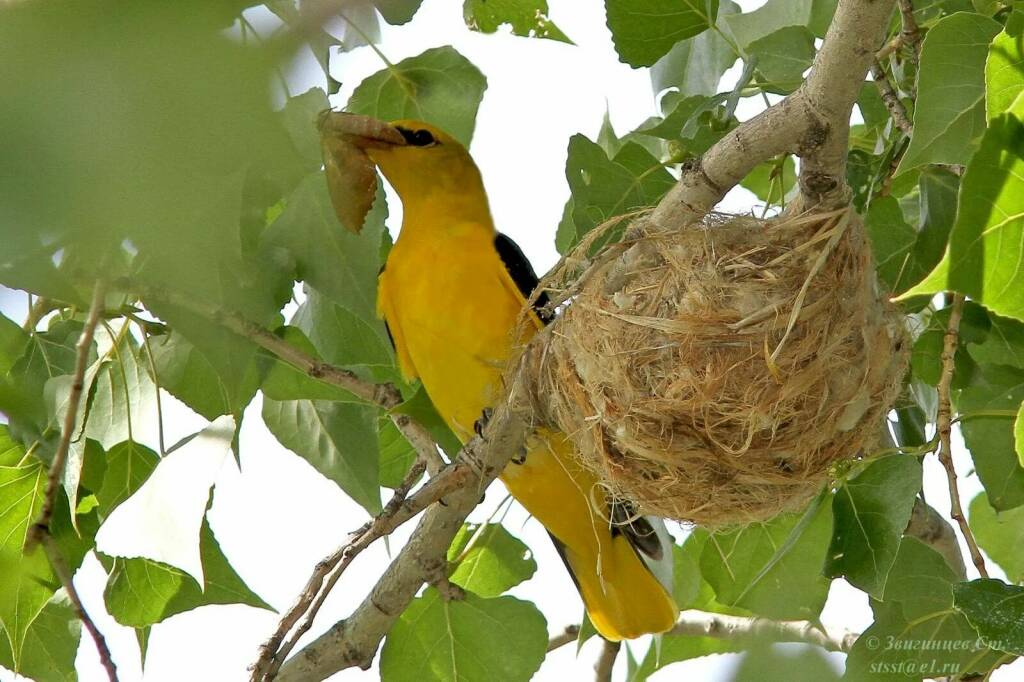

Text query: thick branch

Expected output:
[936,294,989,578]
[651,0,896,226]
[275,393,531,680]
[671,611,858,653]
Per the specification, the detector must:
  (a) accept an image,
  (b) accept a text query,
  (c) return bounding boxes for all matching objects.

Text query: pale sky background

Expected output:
[2,0,1021,680]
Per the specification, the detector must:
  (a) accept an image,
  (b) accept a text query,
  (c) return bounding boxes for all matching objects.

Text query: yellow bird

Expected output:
[334,115,677,641]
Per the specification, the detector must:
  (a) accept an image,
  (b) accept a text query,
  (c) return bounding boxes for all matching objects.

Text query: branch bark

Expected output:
[936,294,989,578]
[594,640,620,682]
[650,0,897,227]
[670,611,859,653]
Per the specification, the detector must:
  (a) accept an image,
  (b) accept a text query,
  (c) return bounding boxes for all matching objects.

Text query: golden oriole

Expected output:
[333,115,677,640]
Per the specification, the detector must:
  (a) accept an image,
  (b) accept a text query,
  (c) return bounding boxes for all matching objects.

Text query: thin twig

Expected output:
[594,640,620,682]
[251,458,468,681]
[936,294,989,578]
[871,60,913,136]
[28,279,107,546]
[671,611,858,652]
[113,278,447,474]
[275,394,530,681]
[547,624,581,652]
[39,535,118,681]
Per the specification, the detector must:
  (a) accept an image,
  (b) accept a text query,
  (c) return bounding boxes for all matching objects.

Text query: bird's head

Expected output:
[319,113,481,210]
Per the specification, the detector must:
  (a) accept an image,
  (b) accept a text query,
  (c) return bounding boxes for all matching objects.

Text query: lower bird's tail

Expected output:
[500,430,678,641]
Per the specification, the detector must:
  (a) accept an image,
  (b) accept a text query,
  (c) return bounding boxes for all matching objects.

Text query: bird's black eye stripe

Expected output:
[395,126,437,147]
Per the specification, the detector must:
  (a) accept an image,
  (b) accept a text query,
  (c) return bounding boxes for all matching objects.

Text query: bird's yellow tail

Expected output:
[500,430,678,641]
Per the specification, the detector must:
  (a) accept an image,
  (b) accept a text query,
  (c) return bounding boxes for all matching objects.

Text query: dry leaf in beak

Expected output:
[320,132,377,234]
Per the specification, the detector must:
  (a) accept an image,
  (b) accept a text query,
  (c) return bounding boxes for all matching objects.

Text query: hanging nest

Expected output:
[529,207,909,528]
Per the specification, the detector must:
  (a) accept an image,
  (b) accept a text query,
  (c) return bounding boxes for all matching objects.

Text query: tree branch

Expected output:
[29,279,107,542]
[670,611,858,653]
[871,60,914,135]
[936,294,989,578]
[113,278,448,475]
[650,0,897,226]
[39,535,119,682]
[274,387,532,680]
[547,624,581,652]
[24,279,118,682]
[594,640,620,682]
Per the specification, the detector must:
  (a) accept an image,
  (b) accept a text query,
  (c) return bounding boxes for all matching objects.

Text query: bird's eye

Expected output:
[396,127,437,147]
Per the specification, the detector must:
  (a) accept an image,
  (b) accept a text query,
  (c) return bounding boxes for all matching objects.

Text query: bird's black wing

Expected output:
[494,232,554,325]
[610,499,665,561]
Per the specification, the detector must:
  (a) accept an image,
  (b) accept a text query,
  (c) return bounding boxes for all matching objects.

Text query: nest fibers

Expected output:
[530,208,908,527]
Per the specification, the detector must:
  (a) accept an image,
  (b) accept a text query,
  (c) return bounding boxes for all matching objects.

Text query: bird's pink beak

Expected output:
[317,111,407,149]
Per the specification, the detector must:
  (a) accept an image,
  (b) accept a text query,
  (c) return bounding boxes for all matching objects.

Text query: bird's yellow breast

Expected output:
[379,221,530,441]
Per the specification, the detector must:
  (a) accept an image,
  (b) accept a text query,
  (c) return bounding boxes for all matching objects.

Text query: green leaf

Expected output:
[375,0,424,25]
[555,135,675,254]
[291,287,398,385]
[724,0,829,50]
[264,175,386,325]
[898,12,1000,172]
[95,440,159,519]
[1017,400,1024,467]
[968,311,1024,370]
[826,456,922,596]
[631,532,749,681]
[731,645,840,682]
[259,326,366,403]
[6,319,86,429]
[700,495,833,620]
[0,592,80,682]
[954,579,1024,654]
[148,330,259,420]
[968,492,1024,582]
[986,10,1024,121]
[740,155,796,203]
[262,397,382,513]
[0,313,28,376]
[637,92,734,156]
[0,426,25,468]
[650,0,738,97]
[605,0,718,68]
[845,538,1005,682]
[347,46,487,145]
[379,589,547,682]
[911,301,989,387]
[747,26,815,94]
[103,519,272,628]
[463,0,570,42]
[446,523,537,597]
[377,416,417,488]
[958,364,1024,510]
[0,462,56,664]
[905,108,1024,320]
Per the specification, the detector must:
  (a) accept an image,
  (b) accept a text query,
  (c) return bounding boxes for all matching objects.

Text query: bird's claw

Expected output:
[473,407,493,439]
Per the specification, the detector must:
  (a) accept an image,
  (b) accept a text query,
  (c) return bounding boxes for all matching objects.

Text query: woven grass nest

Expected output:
[531,207,909,528]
